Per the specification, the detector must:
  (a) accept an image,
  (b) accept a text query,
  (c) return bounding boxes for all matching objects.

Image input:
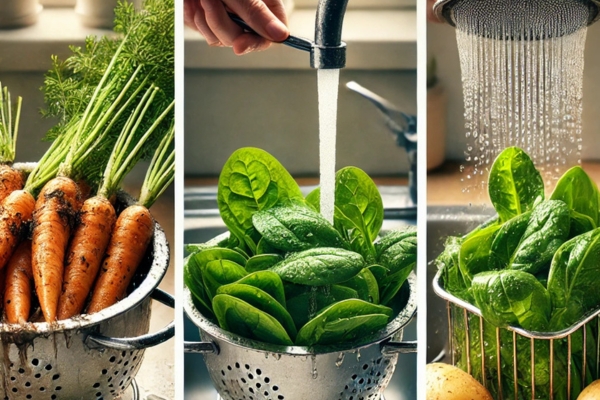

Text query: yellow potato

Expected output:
[426,363,493,400]
[578,379,600,399]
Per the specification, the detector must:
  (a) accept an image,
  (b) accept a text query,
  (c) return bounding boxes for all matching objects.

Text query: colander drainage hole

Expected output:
[10,377,15,382]
[245,364,250,370]
[277,396,284,399]
[255,383,261,389]
[51,395,57,399]
[227,366,232,371]
[25,382,31,387]
[109,356,116,363]
[96,392,102,397]
[45,364,53,371]
[256,369,261,375]
[18,368,24,374]
[264,377,270,383]
[249,388,254,394]
[102,369,108,375]
[39,387,46,392]
[26,395,32,399]
[31,359,39,366]
[248,373,254,379]
[55,386,62,391]
[93,383,100,388]
[241,378,246,384]
[34,374,41,378]
[221,370,225,376]
[362,364,369,370]
[351,374,357,380]
[272,385,278,391]
[52,374,60,380]
[235,363,240,369]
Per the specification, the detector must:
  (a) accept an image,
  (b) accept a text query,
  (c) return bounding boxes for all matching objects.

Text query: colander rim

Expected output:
[0,189,170,334]
[184,267,417,356]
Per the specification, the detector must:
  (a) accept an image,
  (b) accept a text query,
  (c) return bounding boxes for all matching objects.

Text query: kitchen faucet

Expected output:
[229,0,349,69]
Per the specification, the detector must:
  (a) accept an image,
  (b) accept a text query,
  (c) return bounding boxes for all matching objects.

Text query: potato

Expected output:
[426,363,493,400]
[578,379,600,399]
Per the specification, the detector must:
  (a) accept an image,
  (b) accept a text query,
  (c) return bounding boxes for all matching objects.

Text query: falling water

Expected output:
[317,68,340,224]
[452,0,589,194]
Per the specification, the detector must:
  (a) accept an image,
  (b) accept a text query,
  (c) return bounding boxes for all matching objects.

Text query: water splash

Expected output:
[453,2,588,194]
[317,68,340,224]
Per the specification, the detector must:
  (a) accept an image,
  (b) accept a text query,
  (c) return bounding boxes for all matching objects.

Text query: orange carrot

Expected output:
[0,189,35,270]
[57,196,116,320]
[0,165,23,203]
[4,240,33,324]
[87,205,154,314]
[32,176,82,322]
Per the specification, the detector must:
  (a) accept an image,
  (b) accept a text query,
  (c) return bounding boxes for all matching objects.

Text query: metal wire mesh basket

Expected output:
[185,272,418,400]
[434,269,600,400]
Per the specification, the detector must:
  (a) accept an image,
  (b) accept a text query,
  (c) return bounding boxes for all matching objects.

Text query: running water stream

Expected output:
[317,68,340,224]
[453,1,589,194]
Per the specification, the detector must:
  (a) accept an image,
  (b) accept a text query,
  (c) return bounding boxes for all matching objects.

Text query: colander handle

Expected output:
[381,340,418,355]
[85,288,175,351]
[184,341,219,354]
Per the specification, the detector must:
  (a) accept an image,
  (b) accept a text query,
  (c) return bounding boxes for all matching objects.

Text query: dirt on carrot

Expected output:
[32,176,82,322]
[4,240,33,324]
[57,196,116,320]
[87,205,154,314]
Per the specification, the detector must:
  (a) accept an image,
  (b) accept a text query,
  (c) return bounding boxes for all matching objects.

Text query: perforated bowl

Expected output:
[0,189,174,400]
[184,271,417,400]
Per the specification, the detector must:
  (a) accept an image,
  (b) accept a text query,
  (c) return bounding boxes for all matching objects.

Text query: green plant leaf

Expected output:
[285,284,358,329]
[339,268,379,304]
[245,254,284,273]
[212,294,293,345]
[217,147,305,252]
[252,203,347,252]
[270,247,365,286]
[202,259,248,299]
[488,147,544,222]
[295,299,392,346]
[228,270,286,306]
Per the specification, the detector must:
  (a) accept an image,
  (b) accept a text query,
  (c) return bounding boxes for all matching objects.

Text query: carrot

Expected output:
[0,165,23,203]
[0,190,35,271]
[32,176,82,322]
[87,205,154,314]
[57,196,116,319]
[4,240,33,324]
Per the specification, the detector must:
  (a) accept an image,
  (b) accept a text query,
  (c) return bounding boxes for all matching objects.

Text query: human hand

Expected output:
[184,0,290,55]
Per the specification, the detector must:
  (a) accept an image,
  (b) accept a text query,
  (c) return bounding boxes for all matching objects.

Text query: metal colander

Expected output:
[0,189,174,400]
[184,272,417,400]
[434,269,600,400]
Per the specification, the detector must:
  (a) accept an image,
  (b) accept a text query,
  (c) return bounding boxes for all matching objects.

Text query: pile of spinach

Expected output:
[436,146,600,399]
[185,147,416,347]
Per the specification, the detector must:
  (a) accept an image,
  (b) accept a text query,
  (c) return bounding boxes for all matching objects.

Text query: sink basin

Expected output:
[184,184,417,400]
[426,205,495,363]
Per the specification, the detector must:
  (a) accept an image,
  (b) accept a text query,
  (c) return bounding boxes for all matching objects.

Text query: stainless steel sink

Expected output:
[184,185,417,400]
[426,205,495,363]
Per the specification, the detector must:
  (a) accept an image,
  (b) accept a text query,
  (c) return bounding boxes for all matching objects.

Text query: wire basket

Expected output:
[185,272,418,400]
[433,269,600,400]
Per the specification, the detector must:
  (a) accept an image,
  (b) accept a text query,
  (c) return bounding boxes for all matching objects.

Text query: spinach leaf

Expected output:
[550,165,599,230]
[295,299,392,346]
[375,226,417,259]
[217,147,305,252]
[459,223,501,283]
[377,233,417,305]
[252,204,347,252]
[339,268,379,304]
[230,270,286,306]
[488,147,544,222]
[547,228,600,330]
[471,270,551,331]
[216,283,297,340]
[212,294,293,345]
[305,167,384,260]
[488,200,570,274]
[436,236,471,301]
[183,254,212,314]
[245,254,283,273]
[202,259,248,299]
[285,284,358,329]
[270,247,365,286]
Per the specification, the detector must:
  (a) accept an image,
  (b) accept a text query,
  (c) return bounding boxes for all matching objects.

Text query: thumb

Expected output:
[223,0,289,42]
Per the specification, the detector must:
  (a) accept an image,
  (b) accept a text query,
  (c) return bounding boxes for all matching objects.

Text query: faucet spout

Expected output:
[311,0,349,69]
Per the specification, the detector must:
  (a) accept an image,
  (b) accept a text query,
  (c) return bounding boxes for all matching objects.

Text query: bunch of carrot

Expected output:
[0,0,175,324]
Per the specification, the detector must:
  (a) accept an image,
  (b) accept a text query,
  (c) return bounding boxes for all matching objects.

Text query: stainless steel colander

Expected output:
[0,189,174,400]
[184,272,417,400]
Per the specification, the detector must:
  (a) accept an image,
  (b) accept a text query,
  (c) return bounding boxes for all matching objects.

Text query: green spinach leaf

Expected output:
[550,165,599,230]
[339,267,379,304]
[270,247,365,286]
[295,299,392,346]
[212,294,293,345]
[471,270,551,331]
[245,254,283,273]
[230,270,287,306]
[202,259,248,299]
[217,147,305,252]
[285,284,358,329]
[252,203,347,252]
[488,147,544,222]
